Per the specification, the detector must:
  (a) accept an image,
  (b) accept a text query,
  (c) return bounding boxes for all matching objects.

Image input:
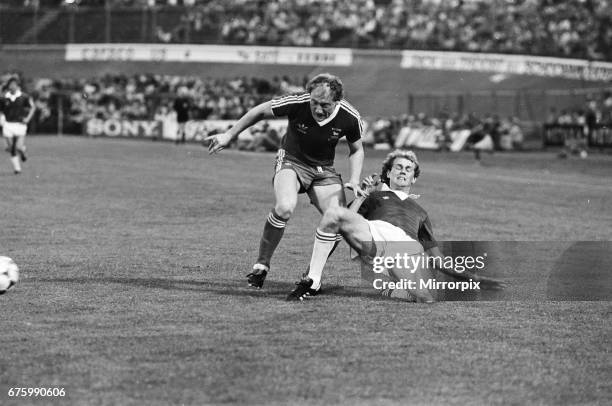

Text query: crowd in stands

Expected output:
[368,112,526,151]
[16,73,305,133]
[546,92,612,127]
[216,0,612,61]
[4,0,612,61]
[4,71,611,153]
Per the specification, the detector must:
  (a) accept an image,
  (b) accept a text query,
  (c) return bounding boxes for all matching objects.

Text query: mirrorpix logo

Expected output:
[369,250,486,292]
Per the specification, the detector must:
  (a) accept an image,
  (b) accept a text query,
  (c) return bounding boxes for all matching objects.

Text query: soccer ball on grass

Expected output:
[0,256,19,294]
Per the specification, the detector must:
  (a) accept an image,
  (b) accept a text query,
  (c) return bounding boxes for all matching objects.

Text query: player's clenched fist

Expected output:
[205,132,233,154]
[358,174,383,196]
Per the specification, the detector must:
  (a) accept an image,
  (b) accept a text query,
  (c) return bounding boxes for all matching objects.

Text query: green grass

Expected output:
[1,137,611,405]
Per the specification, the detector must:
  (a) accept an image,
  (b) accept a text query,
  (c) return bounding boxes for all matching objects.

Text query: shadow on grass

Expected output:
[29,276,515,302]
[30,276,376,301]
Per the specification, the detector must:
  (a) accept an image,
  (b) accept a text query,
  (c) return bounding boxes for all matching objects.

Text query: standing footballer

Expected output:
[207,73,366,291]
[173,86,192,145]
[1,77,35,174]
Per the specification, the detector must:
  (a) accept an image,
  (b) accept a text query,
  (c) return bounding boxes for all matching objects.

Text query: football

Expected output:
[0,256,19,294]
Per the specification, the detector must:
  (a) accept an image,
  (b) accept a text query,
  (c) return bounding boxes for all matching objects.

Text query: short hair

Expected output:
[380,149,421,185]
[305,73,344,101]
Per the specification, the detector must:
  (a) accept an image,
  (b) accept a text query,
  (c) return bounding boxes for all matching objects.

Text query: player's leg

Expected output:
[322,206,373,253]
[175,122,183,144]
[16,135,26,162]
[3,123,20,174]
[308,182,346,213]
[181,122,187,143]
[248,168,301,287]
[299,183,346,288]
[9,136,21,174]
[287,205,373,300]
[386,259,435,303]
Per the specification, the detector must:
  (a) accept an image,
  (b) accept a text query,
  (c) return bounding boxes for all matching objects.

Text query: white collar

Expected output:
[5,90,22,102]
[315,102,341,127]
[380,183,420,200]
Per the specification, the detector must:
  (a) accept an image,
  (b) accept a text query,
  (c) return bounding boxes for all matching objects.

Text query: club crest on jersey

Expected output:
[296,123,308,134]
[331,128,342,137]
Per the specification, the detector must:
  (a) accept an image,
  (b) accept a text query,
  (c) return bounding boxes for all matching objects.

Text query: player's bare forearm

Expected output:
[347,140,364,185]
[24,98,35,123]
[227,101,274,140]
[348,195,367,212]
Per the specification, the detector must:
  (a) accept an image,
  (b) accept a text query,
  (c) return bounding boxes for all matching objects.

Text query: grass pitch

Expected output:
[1,137,611,405]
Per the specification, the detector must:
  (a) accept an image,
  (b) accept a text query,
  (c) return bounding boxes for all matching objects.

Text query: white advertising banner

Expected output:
[394,126,441,150]
[164,119,287,141]
[86,119,162,138]
[66,44,352,66]
[85,118,286,141]
[401,50,612,81]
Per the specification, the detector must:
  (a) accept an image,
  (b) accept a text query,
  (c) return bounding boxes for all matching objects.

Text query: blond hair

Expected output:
[380,150,420,185]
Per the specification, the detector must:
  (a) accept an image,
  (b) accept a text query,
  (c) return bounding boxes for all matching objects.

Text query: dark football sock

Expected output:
[255,210,288,269]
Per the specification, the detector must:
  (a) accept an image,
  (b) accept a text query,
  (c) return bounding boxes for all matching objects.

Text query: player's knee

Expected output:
[274,200,296,219]
[321,206,346,228]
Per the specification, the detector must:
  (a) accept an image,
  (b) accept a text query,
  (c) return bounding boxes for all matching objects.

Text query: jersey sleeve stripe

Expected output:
[340,100,364,138]
[271,93,310,108]
[339,100,360,119]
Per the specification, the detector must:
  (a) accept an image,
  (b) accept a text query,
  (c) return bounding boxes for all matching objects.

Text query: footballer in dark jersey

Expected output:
[206,73,365,289]
[287,149,505,302]
[1,77,35,174]
[173,86,192,144]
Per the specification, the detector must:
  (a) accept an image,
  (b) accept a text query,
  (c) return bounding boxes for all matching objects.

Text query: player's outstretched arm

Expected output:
[426,246,507,290]
[346,139,366,197]
[24,96,36,124]
[206,101,275,154]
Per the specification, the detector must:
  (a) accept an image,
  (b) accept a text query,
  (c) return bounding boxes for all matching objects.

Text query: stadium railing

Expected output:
[408,88,612,128]
[542,124,612,149]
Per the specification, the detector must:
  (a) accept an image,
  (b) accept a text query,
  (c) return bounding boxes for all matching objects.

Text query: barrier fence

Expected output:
[27,112,612,151]
[408,87,612,124]
[24,90,612,150]
[542,124,612,149]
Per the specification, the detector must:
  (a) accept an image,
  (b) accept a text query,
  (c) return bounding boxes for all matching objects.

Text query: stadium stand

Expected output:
[1,0,611,60]
[2,0,611,151]
[1,72,305,133]
[5,68,609,152]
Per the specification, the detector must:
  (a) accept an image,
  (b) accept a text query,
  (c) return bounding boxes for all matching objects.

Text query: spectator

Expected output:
[7,0,609,60]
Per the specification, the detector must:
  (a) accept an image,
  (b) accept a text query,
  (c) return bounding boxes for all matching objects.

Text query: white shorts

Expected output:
[2,121,28,138]
[367,220,424,258]
[359,220,426,284]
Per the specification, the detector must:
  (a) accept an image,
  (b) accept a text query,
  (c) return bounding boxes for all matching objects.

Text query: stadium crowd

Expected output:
[15,73,305,133]
[4,0,612,61]
[546,93,612,126]
[4,70,611,153]
[368,112,525,151]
